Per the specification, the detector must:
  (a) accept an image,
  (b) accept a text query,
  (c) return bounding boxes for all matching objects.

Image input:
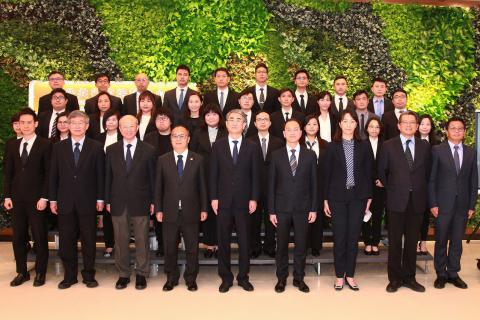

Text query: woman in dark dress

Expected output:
[136,90,157,140]
[87,92,113,138]
[182,92,204,140]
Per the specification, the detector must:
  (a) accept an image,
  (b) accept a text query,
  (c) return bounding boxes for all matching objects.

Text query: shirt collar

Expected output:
[124,137,138,148]
[174,149,189,159]
[448,140,463,151]
[71,136,86,148]
[228,135,242,145]
[286,143,300,154]
[21,134,37,144]
[400,134,415,146]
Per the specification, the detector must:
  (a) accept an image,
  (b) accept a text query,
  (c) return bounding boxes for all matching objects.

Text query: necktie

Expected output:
[177,154,184,177]
[261,137,267,160]
[21,142,28,165]
[306,140,315,150]
[300,94,305,111]
[219,91,225,110]
[360,114,365,137]
[338,97,344,113]
[375,100,382,117]
[259,88,265,109]
[126,143,132,172]
[232,140,239,165]
[243,115,249,137]
[405,139,413,170]
[51,112,59,138]
[74,142,81,167]
[290,149,297,176]
[454,145,461,174]
[178,89,185,109]
[285,112,289,122]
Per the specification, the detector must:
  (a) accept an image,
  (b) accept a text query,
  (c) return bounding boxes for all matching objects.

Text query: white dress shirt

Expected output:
[139,115,151,140]
[48,108,66,138]
[295,90,308,107]
[400,134,415,160]
[104,132,118,152]
[255,84,267,103]
[176,86,188,106]
[18,135,37,156]
[208,126,218,145]
[305,137,319,159]
[318,114,332,142]
[448,140,463,168]
[123,137,138,159]
[228,136,242,156]
[369,136,378,159]
[282,107,293,121]
[334,94,348,110]
[286,143,301,162]
[217,88,229,108]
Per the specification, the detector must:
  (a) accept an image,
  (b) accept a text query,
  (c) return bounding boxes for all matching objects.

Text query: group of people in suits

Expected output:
[3,64,477,294]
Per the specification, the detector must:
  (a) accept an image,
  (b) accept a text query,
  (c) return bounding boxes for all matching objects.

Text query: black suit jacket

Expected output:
[245,85,280,114]
[367,137,384,181]
[323,140,373,201]
[203,88,239,116]
[315,112,338,141]
[4,137,51,202]
[144,131,173,158]
[95,131,122,148]
[38,92,79,114]
[268,146,318,214]
[36,111,55,139]
[154,151,208,223]
[378,136,431,213]
[292,92,318,116]
[105,140,156,216]
[210,137,262,209]
[84,93,123,115]
[243,111,258,138]
[122,92,162,116]
[87,114,103,139]
[428,142,478,212]
[162,87,197,124]
[49,137,105,215]
[367,97,394,118]
[269,109,305,140]
[381,110,400,141]
[329,97,355,118]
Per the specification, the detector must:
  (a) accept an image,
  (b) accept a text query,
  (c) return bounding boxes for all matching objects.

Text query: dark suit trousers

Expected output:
[58,210,97,282]
[331,195,366,278]
[111,209,150,277]
[153,218,164,252]
[420,209,430,241]
[362,186,385,246]
[307,213,323,251]
[387,194,423,282]
[11,202,48,275]
[434,199,468,279]
[217,208,250,283]
[163,213,199,284]
[101,209,114,248]
[276,212,308,281]
[201,206,217,246]
[250,198,276,252]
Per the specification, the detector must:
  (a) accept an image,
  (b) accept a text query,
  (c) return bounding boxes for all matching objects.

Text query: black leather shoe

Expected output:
[250,249,261,259]
[346,279,359,291]
[135,275,147,290]
[219,281,232,293]
[263,248,276,258]
[275,279,286,293]
[311,249,320,257]
[386,281,400,293]
[10,273,30,287]
[162,280,178,291]
[58,279,78,289]
[204,248,216,259]
[434,277,447,289]
[238,280,254,292]
[403,280,425,292]
[115,277,130,289]
[33,274,45,287]
[82,279,99,288]
[293,279,309,293]
[448,277,468,289]
[187,282,198,291]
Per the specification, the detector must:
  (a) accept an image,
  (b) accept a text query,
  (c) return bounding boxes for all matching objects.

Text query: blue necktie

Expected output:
[232,140,239,165]
[290,149,297,176]
[178,89,185,109]
[73,142,80,167]
[126,144,132,172]
[177,154,184,177]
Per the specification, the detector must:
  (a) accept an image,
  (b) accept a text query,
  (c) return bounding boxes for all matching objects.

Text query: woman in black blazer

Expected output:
[190,103,227,258]
[323,109,372,291]
[181,92,204,140]
[136,90,157,140]
[362,117,385,255]
[315,91,338,142]
[50,111,70,144]
[87,92,114,139]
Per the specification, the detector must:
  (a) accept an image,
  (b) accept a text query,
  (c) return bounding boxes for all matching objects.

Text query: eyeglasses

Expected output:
[448,127,465,132]
[49,77,64,81]
[256,117,269,122]
[171,134,187,140]
[400,121,417,126]
[156,116,170,121]
[69,121,86,126]
[52,96,66,101]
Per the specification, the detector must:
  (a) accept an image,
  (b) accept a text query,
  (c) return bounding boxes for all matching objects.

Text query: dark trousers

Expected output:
[307,213,323,251]
[58,210,97,282]
[387,195,423,282]
[102,210,114,248]
[276,212,308,281]
[112,209,150,277]
[217,207,250,283]
[11,201,48,275]
[163,215,199,284]
[362,186,385,246]
[331,196,366,278]
[201,206,217,246]
[153,218,164,253]
[419,209,430,241]
[250,200,276,253]
[434,200,468,279]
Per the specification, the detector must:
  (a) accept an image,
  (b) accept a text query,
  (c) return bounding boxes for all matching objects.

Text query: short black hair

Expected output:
[317,91,333,101]
[398,110,418,124]
[333,75,348,84]
[213,67,230,77]
[294,69,310,80]
[95,73,110,83]
[51,88,67,98]
[284,118,302,130]
[446,116,466,130]
[18,107,38,122]
[365,116,383,138]
[371,77,387,86]
[392,88,408,97]
[48,70,64,79]
[156,107,174,124]
[238,89,254,99]
[255,63,268,73]
[11,111,20,124]
[176,64,190,75]
[278,88,294,97]
[353,90,369,100]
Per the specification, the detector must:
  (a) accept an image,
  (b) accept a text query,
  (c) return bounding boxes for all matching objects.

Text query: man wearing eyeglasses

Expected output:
[38,70,79,114]
[84,73,123,115]
[381,88,408,141]
[37,88,69,139]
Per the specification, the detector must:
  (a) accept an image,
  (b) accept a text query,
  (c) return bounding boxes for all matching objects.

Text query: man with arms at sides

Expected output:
[203,67,238,116]
[329,75,354,118]
[248,111,284,258]
[429,117,477,289]
[382,88,408,141]
[4,108,51,287]
[163,65,198,124]
[38,70,79,114]
[237,89,257,138]
[105,115,156,290]
[368,77,394,119]
[122,73,162,116]
[378,110,431,293]
[155,125,208,291]
[210,109,262,293]
[84,73,123,115]
[292,69,317,116]
[269,118,317,293]
[37,88,69,139]
[269,88,305,140]
[50,110,104,289]
[245,63,280,114]
[353,90,377,140]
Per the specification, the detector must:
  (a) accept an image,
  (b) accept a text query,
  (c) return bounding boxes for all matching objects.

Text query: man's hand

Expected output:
[324,200,331,217]
[308,212,317,223]
[150,204,154,215]
[96,202,104,212]
[248,200,257,214]
[36,199,47,211]
[156,212,163,222]
[375,179,384,188]
[106,204,111,213]
[430,207,439,218]
[200,211,208,221]
[3,199,13,210]
[50,202,58,215]
[270,214,278,227]
[211,200,219,215]
[468,209,475,219]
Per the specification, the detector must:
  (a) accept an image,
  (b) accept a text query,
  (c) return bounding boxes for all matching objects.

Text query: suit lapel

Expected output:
[296,147,306,176]
[281,147,294,177]
[442,142,457,173]
[168,152,180,183]
[25,137,40,165]
[336,141,347,173]
[460,146,471,176]
[65,138,75,170]
[129,142,144,174]
[180,151,194,183]
[76,138,91,171]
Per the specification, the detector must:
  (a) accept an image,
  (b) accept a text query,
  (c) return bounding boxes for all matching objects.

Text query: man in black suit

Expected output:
[367,77,394,119]
[429,117,477,289]
[353,90,377,140]
[330,75,354,118]
[238,89,257,138]
[378,110,431,293]
[245,63,280,114]
[210,109,262,293]
[155,125,208,292]
[84,73,123,115]
[122,73,162,116]
[248,112,284,258]
[37,88,68,139]
[269,118,317,293]
[292,69,317,116]
[203,67,238,116]
[38,70,79,114]
[105,115,156,290]
[49,110,105,289]
[163,65,197,124]
[382,88,408,140]
[4,108,51,287]
[269,88,305,140]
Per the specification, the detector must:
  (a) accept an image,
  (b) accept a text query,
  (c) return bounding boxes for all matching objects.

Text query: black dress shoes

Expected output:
[275,279,286,293]
[82,279,99,288]
[187,282,198,291]
[263,248,276,258]
[386,281,400,293]
[135,275,147,290]
[162,280,178,291]
[293,279,309,293]
[311,249,320,257]
[204,248,217,259]
[250,249,261,259]
[434,277,447,289]
[448,277,468,289]
[403,279,425,292]
[219,281,233,293]
[115,277,130,289]
[10,273,30,287]
[58,279,78,289]
[33,274,46,287]
[238,280,254,292]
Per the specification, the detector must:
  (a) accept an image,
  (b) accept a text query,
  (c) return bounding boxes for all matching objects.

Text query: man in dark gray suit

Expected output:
[162,65,197,124]
[353,90,377,140]
[429,116,477,289]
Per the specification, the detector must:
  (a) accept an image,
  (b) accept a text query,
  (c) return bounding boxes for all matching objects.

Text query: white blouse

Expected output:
[318,114,332,142]
[139,115,151,140]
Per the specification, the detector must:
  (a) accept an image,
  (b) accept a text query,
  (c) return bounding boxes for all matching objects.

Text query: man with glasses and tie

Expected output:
[292,69,317,116]
[163,65,198,124]
[429,117,477,290]
[269,88,305,140]
[50,110,105,289]
[38,70,79,114]
[203,67,239,117]
[353,90,377,140]
[245,63,280,114]
[122,73,162,116]
[378,110,431,293]
[37,88,69,139]
[237,89,257,138]
[330,75,354,118]
[367,78,394,119]
[382,88,408,140]
[210,109,262,293]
